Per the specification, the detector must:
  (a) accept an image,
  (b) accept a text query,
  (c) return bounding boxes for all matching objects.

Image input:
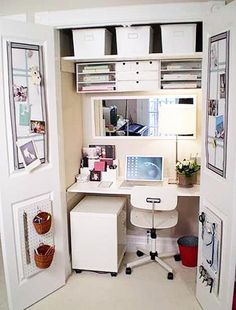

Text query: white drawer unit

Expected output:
[116,60,159,91]
[70,195,126,276]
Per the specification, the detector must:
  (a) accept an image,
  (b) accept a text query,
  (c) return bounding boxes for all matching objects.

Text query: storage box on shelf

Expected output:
[116,26,153,56]
[160,58,202,89]
[161,23,197,55]
[116,60,159,92]
[72,28,112,58]
[76,62,116,92]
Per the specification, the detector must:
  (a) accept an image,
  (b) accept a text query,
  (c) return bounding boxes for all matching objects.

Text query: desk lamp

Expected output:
[158,103,195,182]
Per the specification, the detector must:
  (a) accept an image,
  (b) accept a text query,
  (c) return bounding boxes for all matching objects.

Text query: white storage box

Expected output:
[116,26,153,56]
[72,28,112,58]
[161,24,196,55]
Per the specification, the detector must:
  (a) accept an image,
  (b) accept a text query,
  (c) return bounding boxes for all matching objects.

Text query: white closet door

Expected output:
[197,2,236,310]
[0,19,68,310]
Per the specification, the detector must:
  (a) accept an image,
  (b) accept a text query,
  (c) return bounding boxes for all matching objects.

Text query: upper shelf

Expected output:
[61,52,203,63]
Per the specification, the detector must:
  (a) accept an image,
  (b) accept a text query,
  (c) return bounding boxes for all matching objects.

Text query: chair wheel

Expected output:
[174,254,181,261]
[111,272,117,277]
[136,250,144,257]
[167,272,174,280]
[126,267,132,275]
[75,269,82,274]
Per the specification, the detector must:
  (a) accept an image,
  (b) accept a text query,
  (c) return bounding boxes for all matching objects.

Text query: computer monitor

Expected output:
[125,155,164,181]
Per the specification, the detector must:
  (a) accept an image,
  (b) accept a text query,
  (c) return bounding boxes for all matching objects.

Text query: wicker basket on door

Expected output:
[33,212,52,234]
[34,244,55,269]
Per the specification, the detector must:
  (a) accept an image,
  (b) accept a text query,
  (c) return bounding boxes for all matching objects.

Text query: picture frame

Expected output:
[17,140,41,172]
[90,170,101,182]
[206,31,229,177]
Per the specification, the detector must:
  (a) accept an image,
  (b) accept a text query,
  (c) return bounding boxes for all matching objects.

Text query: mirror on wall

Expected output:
[93,96,196,138]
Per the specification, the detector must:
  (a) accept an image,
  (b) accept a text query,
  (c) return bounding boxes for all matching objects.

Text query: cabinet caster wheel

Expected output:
[136,250,144,257]
[174,254,181,261]
[126,267,132,275]
[167,272,174,280]
[111,272,117,277]
[75,269,82,274]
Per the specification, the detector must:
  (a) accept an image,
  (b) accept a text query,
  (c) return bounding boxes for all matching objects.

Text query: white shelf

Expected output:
[161,68,201,72]
[78,81,116,84]
[161,78,201,82]
[160,58,202,89]
[62,52,202,63]
[78,71,116,75]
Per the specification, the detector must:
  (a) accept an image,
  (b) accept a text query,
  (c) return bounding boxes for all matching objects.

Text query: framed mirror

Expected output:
[92,95,196,138]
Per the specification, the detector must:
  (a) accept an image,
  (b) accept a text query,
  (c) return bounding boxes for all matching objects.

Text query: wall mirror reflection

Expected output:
[93,96,196,138]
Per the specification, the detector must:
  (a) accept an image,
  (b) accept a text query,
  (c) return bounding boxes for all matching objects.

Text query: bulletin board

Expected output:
[7,42,48,170]
[206,31,229,177]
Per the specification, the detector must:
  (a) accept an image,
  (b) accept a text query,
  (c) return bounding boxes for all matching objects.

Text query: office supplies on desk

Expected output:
[94,161,106,172]
[120,155,163,188]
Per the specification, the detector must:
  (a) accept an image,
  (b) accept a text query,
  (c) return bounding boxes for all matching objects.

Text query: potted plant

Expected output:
[176,159,200,187]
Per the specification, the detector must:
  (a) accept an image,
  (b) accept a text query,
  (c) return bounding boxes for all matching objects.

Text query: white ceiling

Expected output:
[0,0,222,16]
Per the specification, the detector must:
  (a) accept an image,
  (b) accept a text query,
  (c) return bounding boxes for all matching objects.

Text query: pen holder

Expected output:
[34,244,55,269]
[33,211,52,235]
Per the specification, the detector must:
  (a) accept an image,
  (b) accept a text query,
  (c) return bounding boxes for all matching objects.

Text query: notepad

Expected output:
[98,181,113,188]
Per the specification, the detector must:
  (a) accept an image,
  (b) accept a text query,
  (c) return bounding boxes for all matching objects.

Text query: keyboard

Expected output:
[119,180,160,188]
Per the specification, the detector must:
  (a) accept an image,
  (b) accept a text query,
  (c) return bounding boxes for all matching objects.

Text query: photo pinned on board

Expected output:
[220,73,226,99]
[17,139,41,171]
[215,115,224,139]
[208,99,218,116]
[30,120,46,134]
[13,84,28,102]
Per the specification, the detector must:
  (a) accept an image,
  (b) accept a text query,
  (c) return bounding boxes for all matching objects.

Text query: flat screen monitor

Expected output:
[125,155,164,181]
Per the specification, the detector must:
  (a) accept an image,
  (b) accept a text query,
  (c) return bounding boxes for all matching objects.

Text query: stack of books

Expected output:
[82,84,115,91]
[162,74,199,81]
[82,65,110,74]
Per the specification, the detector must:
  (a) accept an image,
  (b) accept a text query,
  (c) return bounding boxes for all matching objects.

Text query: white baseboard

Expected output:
[127,234,179,254]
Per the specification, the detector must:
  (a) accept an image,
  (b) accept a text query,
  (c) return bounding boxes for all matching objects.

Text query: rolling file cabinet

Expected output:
[70,195,126,276]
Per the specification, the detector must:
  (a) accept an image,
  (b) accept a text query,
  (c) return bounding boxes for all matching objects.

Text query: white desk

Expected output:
[67,179,200,197]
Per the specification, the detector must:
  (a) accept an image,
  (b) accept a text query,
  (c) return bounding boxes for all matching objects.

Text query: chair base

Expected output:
[125,247,177,280]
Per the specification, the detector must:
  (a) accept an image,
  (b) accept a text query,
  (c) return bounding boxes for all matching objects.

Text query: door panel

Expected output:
[197,2,236,310]
[0,19,68,310]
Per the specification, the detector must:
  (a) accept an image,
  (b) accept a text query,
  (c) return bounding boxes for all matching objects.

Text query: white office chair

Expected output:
[125,186,178,280]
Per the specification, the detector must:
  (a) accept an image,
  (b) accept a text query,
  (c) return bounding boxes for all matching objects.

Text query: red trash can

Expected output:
[177,236,198,267]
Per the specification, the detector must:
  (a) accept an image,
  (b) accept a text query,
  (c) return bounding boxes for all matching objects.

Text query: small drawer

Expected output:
[137,60,159,71]
[116,62,133,72]
[117,80,159,92]
[117,70,158,81]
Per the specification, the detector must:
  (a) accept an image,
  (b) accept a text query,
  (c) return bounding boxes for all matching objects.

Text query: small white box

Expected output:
[161,24,196,55]
[116,26,153,56]
[72,28,112,58]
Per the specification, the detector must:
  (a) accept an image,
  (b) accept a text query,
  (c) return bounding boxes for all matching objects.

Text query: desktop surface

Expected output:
[67,179,200,197]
